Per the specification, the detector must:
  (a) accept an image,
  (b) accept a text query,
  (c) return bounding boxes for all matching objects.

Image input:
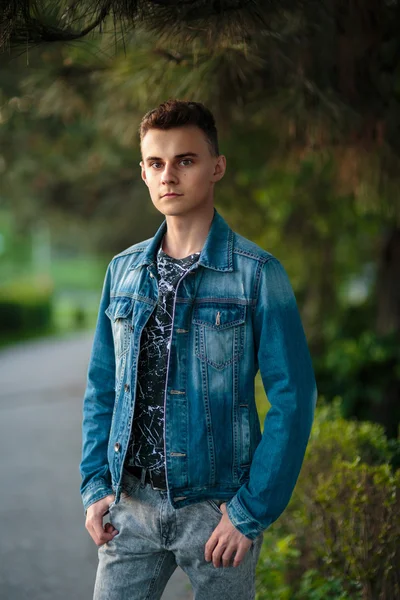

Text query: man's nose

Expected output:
[161,165,178,184]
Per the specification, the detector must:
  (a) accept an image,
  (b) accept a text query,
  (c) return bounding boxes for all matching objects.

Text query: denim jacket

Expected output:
[80,207,317,540]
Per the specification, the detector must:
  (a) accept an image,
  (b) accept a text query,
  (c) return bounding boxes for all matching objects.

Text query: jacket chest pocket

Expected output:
[192,303,246,370]
[105,297,134,360]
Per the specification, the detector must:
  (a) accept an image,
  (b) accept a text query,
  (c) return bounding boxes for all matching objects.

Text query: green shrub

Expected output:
[255,534,300,600]
[305,397,394,468]
[255,398,400,599]
[282,397,395,535]
[295,569,361,600]
[315,460,400,600]
[0,274,54,337]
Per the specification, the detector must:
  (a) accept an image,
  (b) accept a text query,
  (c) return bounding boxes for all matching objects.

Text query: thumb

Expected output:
[104,522,119,536]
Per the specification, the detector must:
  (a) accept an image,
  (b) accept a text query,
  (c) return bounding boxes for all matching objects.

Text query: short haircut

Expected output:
[139,99,219,156]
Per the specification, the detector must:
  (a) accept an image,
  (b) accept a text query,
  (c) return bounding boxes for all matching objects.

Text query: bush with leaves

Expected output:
[255,398,399,599]
[255,534,300,600]
[0,274,54,339]
[315,460,399,600]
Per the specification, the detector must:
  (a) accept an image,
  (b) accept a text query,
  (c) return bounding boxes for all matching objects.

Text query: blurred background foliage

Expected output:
[1,2,399,597]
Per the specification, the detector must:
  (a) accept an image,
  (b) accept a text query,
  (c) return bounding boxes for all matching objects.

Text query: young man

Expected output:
[80,100,317,600]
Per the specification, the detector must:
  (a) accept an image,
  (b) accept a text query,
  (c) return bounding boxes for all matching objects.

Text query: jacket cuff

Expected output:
[82,479,114,516]
[225,495,266,541]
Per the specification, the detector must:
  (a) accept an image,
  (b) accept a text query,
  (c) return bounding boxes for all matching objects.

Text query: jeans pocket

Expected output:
[206,499,224,516]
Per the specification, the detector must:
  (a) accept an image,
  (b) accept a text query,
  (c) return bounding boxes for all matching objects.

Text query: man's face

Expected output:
[140,125,226,217]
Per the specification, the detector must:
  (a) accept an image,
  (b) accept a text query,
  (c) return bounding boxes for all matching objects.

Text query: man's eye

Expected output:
[150,160,192,168]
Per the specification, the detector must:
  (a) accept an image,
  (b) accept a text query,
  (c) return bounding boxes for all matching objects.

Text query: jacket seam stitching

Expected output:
[233,248,268,261]
[252,256,274,312]
[112,247,147,259]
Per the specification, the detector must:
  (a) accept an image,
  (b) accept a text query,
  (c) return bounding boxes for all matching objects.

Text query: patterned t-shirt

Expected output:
[124,241,200,476]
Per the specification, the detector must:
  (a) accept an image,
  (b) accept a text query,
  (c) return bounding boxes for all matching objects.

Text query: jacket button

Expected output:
[124,383,130,392]
[149,272,154,278]
[114,442,120,452]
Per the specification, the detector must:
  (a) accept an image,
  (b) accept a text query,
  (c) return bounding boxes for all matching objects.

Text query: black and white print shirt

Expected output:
[124,241,200,476]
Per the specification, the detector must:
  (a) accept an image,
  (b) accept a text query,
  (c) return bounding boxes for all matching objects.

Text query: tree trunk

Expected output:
[376,228,400,336]
[374,228,400,438]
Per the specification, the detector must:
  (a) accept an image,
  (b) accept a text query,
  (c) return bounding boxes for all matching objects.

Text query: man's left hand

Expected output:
[204,502,252,568]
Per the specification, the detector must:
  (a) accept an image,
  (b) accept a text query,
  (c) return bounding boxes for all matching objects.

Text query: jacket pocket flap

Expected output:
[192,303,246,330]
[105,297,134,321]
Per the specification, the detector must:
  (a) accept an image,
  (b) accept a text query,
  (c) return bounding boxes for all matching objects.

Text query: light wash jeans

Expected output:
[93,468,264,600]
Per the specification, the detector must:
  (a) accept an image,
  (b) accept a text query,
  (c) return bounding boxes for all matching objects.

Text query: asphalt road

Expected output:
[0,331,193,600]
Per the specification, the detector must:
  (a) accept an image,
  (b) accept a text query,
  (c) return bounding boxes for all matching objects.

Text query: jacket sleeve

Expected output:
[226,257,317,540]
[79,260,116,515]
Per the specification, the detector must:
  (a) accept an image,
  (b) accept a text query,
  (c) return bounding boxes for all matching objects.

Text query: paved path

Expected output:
[0,332,193,600]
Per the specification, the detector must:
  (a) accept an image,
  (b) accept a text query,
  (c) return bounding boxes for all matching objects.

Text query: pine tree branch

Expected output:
[0,0,269,52]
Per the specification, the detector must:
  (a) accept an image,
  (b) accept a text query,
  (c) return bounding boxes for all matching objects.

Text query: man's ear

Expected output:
[140,161,149,188]
[212,155,226,183]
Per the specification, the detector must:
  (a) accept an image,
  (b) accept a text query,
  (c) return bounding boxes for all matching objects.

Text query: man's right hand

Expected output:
[85,494,119,546]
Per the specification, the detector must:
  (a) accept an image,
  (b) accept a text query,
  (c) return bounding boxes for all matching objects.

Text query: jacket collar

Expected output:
[128,207,234,272]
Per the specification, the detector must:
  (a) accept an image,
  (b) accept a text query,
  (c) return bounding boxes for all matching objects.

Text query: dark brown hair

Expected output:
[139,99,219,156]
